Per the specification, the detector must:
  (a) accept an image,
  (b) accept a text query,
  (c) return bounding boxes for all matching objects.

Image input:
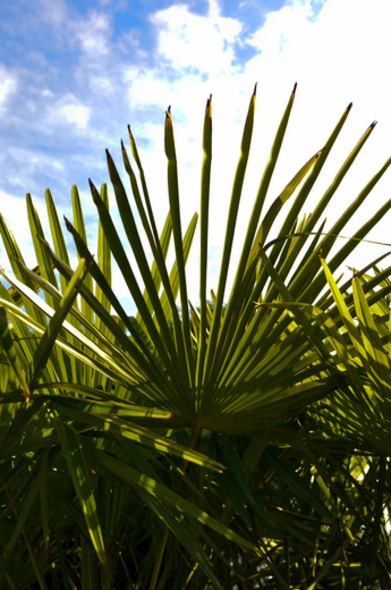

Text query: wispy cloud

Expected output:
[46,93,91,131]
[75,11,112,58]
[0,64,17,114]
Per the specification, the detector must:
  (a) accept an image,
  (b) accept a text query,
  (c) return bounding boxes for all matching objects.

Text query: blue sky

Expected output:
[1,0,391,309]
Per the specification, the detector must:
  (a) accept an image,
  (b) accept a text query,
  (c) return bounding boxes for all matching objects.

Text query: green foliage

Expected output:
[1,85,391,589]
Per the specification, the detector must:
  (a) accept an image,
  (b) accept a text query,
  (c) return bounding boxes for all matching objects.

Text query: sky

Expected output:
[1,0,391,311]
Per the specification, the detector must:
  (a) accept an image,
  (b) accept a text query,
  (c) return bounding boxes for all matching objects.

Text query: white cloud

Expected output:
[246,0,391,131]
[150,0,242,76]
[0,65,17,115]
[89,76,115,94]
[74,11,111,57]
[47,93,91,131]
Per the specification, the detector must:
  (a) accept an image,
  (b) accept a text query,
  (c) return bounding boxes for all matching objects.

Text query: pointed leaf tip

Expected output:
[127,124,135,142]
[165,107,172,126]
[165,107,173,130]
[121,139,125,150]
[292,82,297,93]
[88,179,99,199]
[253,82,257,95]
[346,102,353,113]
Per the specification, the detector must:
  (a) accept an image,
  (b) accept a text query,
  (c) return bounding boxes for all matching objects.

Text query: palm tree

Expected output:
[1,84,391,588]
